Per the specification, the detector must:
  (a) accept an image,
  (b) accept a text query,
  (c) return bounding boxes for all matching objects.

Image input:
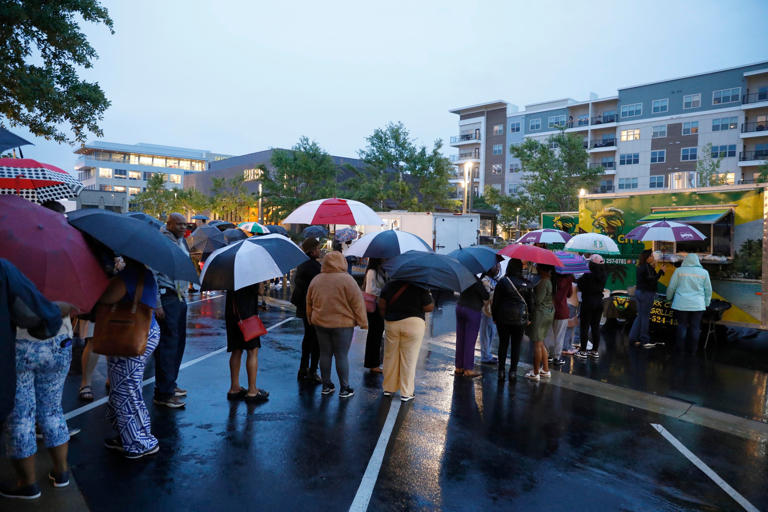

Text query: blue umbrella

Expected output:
[125,211,163,229]
[191,214,208,220]
[0,127,32,153]
[334,227,359,242]
[189,225,227,254]
[447,246,500,275]
[383,251,476,292]
[264,224,289,236]
[302,225,328,239]
[222,228,248,244]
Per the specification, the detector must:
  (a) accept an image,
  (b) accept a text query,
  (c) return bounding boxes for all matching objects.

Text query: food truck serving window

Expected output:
[638,209,734,258]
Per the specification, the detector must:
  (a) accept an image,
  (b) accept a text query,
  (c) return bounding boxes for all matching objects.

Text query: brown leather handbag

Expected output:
[92,277,152,357]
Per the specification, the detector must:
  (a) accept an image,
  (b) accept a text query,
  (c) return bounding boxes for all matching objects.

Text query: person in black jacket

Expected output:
[455,270,491,378]
[492,259,534,382]
[629,250,665,347]
[575,254,608,360]
[290,237,322,383]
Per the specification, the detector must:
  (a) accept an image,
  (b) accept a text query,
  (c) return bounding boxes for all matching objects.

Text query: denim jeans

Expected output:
[674,310,704,354]
[629,290,656,344]
[478,314,497,362]
[154,295,187,399]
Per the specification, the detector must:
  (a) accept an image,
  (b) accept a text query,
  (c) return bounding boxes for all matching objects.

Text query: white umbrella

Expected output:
[282,198,383,226]
[564,233,620,255]
[345,230,432,258]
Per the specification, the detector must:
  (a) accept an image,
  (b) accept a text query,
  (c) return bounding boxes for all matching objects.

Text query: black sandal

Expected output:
[244,389,269,402]
[227,387,248,400]
[79,385,94,402]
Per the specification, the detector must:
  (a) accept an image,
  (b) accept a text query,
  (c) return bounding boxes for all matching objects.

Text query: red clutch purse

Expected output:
[238,315,267,341]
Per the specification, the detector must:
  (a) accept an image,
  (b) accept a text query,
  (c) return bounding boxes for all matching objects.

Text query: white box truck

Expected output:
[368,211,480,254]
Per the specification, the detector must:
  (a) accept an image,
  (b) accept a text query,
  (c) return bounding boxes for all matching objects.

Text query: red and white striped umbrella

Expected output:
[0,158,83,203]
[282,198,383,226]
[516,228,572,244]
[626,220,706,242]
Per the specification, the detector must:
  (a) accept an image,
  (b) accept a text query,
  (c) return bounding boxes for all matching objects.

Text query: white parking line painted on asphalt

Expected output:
[64,316,298,421]
[651,424,760,512]
[349,399,402,512]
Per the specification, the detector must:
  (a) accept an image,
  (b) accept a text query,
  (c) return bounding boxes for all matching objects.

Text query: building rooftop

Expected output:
[76,141,230,161]
[618,60,768,91]
[449,101,508,115]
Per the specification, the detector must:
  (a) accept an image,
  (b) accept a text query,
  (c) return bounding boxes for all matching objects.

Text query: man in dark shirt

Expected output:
[291,238,323,383]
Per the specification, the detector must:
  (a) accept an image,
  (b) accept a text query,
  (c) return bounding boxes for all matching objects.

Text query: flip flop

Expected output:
[244,389,269,402]
[226,387,247,400]
[78,385,94,402]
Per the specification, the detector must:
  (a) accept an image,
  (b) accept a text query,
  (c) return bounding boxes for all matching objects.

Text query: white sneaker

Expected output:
[524,371,540,382]
[539,370,552,379]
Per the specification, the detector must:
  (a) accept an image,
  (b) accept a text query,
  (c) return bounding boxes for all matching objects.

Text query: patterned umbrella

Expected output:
[516,229,572,244]
[626,220,706,242]
[553,251,590,275]
[283,198,383,226]
[0,158,83,203]
[564,233,620,255]
[334,228,359,242]
[238,221,270,235]
[498,244,564,266]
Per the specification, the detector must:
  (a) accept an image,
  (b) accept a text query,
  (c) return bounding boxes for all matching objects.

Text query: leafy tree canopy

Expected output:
[0,0,113,143]
[696,143,728,186]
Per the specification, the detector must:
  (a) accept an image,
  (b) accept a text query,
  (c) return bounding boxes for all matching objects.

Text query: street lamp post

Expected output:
[516,207,521,240]
[462,162,470,214]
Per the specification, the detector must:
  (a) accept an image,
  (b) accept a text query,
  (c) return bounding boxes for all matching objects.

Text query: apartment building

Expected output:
[449,61,768,196]
[75,141,230,197]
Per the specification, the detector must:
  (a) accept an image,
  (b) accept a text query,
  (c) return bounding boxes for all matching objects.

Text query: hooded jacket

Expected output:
[306,251,368,329]
[665,253,712,311]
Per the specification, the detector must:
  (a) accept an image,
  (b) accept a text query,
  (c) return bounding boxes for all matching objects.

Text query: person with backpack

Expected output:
[491,259,534,382]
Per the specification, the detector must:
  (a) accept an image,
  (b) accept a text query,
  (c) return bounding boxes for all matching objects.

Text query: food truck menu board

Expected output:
[649,295,677,341]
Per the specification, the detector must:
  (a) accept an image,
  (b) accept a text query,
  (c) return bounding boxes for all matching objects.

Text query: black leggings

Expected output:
[364,308,385,368]
[497,324,525,376]
[579,302,603,351]
[299,317,319,372]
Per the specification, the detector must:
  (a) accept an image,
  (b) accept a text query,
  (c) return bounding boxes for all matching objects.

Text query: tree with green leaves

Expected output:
[484,185,523,238]
[260,137,338,221]
[696,143,728,186]
[0,0,113,143]
[345,122,454,211]
[508,129,602,222]
[756,162,768,184]
[210,175,254,221]
[171,188,210,219]
[131,174,172,218]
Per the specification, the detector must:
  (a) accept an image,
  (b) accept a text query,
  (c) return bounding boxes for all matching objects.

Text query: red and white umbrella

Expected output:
[626,220,706,242]
[282,198,383,226]
[516,228,572,244]
[0,158,83,203]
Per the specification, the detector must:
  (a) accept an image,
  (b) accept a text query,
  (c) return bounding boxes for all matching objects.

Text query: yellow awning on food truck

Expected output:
[638,209,730,224]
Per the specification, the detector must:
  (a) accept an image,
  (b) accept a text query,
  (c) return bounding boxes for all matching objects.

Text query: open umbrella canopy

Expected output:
[189,225,228,254]
[447,246,501,275]
[383,251,476,292]
[0,196,108,311]
[345,230,432,258]
[68,209,198,282]
[200,234,308,291]
[301,225,328,239]
[208,220,236,231]
[283,198,383,226]
[125,211,163,229]
[238,221,270,234]
[264,224,288,236]
[0,158,84,203]
[553,251,590,275]
[626,220,706,242]
[564,233,620,255]
[498,244,564,266]
[0,127,33,153]
[222,228,248,244]
[516,229,572,245]
[334,228,359,242]
[191,214,208,220]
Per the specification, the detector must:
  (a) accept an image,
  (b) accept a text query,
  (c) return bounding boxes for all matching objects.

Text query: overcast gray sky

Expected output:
[10,0,768,170]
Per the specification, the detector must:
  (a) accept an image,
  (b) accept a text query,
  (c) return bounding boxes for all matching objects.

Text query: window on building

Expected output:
[168,174,182,184]
[98,167,112,178]
[509,162,521,172]
[712,87,741,105]
[619,153,640,165]
[711,144,737,158]
[548,114,566,129]
[618,177,638,190]
[620,103,642,118]
[165,158,179,168]
[143,172,154,181]
[128,187,141,195]
[508,183,523,195]
[652,98,669,113]
[712,117,738,131]
[509,121,521,133]
[715,172,736,184]
[601,157,615,169]
[652,125,667,138]
[491,164,502,174]
[492,144,503,155]
[138,155,153,166]
[492,124,504,136]
[682,121,699,135]
[529,118,541,131]
[99,185,113,191]
[577,114,589,126]
[113,185,126,192]
[683,93,701,109]
[650,150,666,163]
[179,160,192,171]
[599,180,614,193]
[681,147,697,161]
[649,175,665,188]
[620,129,640,141]
[128,171,141,180]
[113,169,127,179]
[548,140,559,150]
[152,157,166,167]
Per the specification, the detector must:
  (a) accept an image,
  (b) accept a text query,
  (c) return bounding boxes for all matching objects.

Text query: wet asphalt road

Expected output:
[2,293,768,511]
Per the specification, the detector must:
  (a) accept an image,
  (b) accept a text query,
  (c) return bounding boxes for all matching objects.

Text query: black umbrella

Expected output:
[208,220,236,231]
[264,224,289,236]
[0,127,33,153]
[383,251,476,292]
[447,246,501,275]
[67,209,198,282]
[125,211,163,229]
[302,225,328,239]
[191,214,209,220]
[222,228,248,244]
[189,225,227,254]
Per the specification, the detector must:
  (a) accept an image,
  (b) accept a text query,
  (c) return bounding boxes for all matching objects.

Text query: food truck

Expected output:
[574,184,767,331]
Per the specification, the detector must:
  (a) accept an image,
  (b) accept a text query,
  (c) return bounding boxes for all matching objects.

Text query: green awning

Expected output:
[638,209,730,224]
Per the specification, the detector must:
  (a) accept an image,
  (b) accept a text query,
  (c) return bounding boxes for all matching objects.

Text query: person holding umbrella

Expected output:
[629,250,665,347]
[576,255,608,360]
[492,259,534,382]
[224,283,269,402]
[363,258,387,373]
[527,264,555,381]
[291,238,323,383]
[306,251,368,397]
[454,268,491,379]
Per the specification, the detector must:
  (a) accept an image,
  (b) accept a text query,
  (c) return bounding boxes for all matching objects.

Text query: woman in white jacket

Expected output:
[665,253,712,354]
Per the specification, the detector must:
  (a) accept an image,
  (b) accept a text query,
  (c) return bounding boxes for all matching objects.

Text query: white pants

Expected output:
[544,319,568,357]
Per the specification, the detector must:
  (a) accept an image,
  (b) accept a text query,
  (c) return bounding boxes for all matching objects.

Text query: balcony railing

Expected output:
[565,119,590,129]
[740,150,768,161]
[450,133,481,144]
[742,122,768,133]
[591,138,617,149]
[743,92,768,104]
[592,185,614,193]
[589,161,615,170]
[591,114,618,125]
